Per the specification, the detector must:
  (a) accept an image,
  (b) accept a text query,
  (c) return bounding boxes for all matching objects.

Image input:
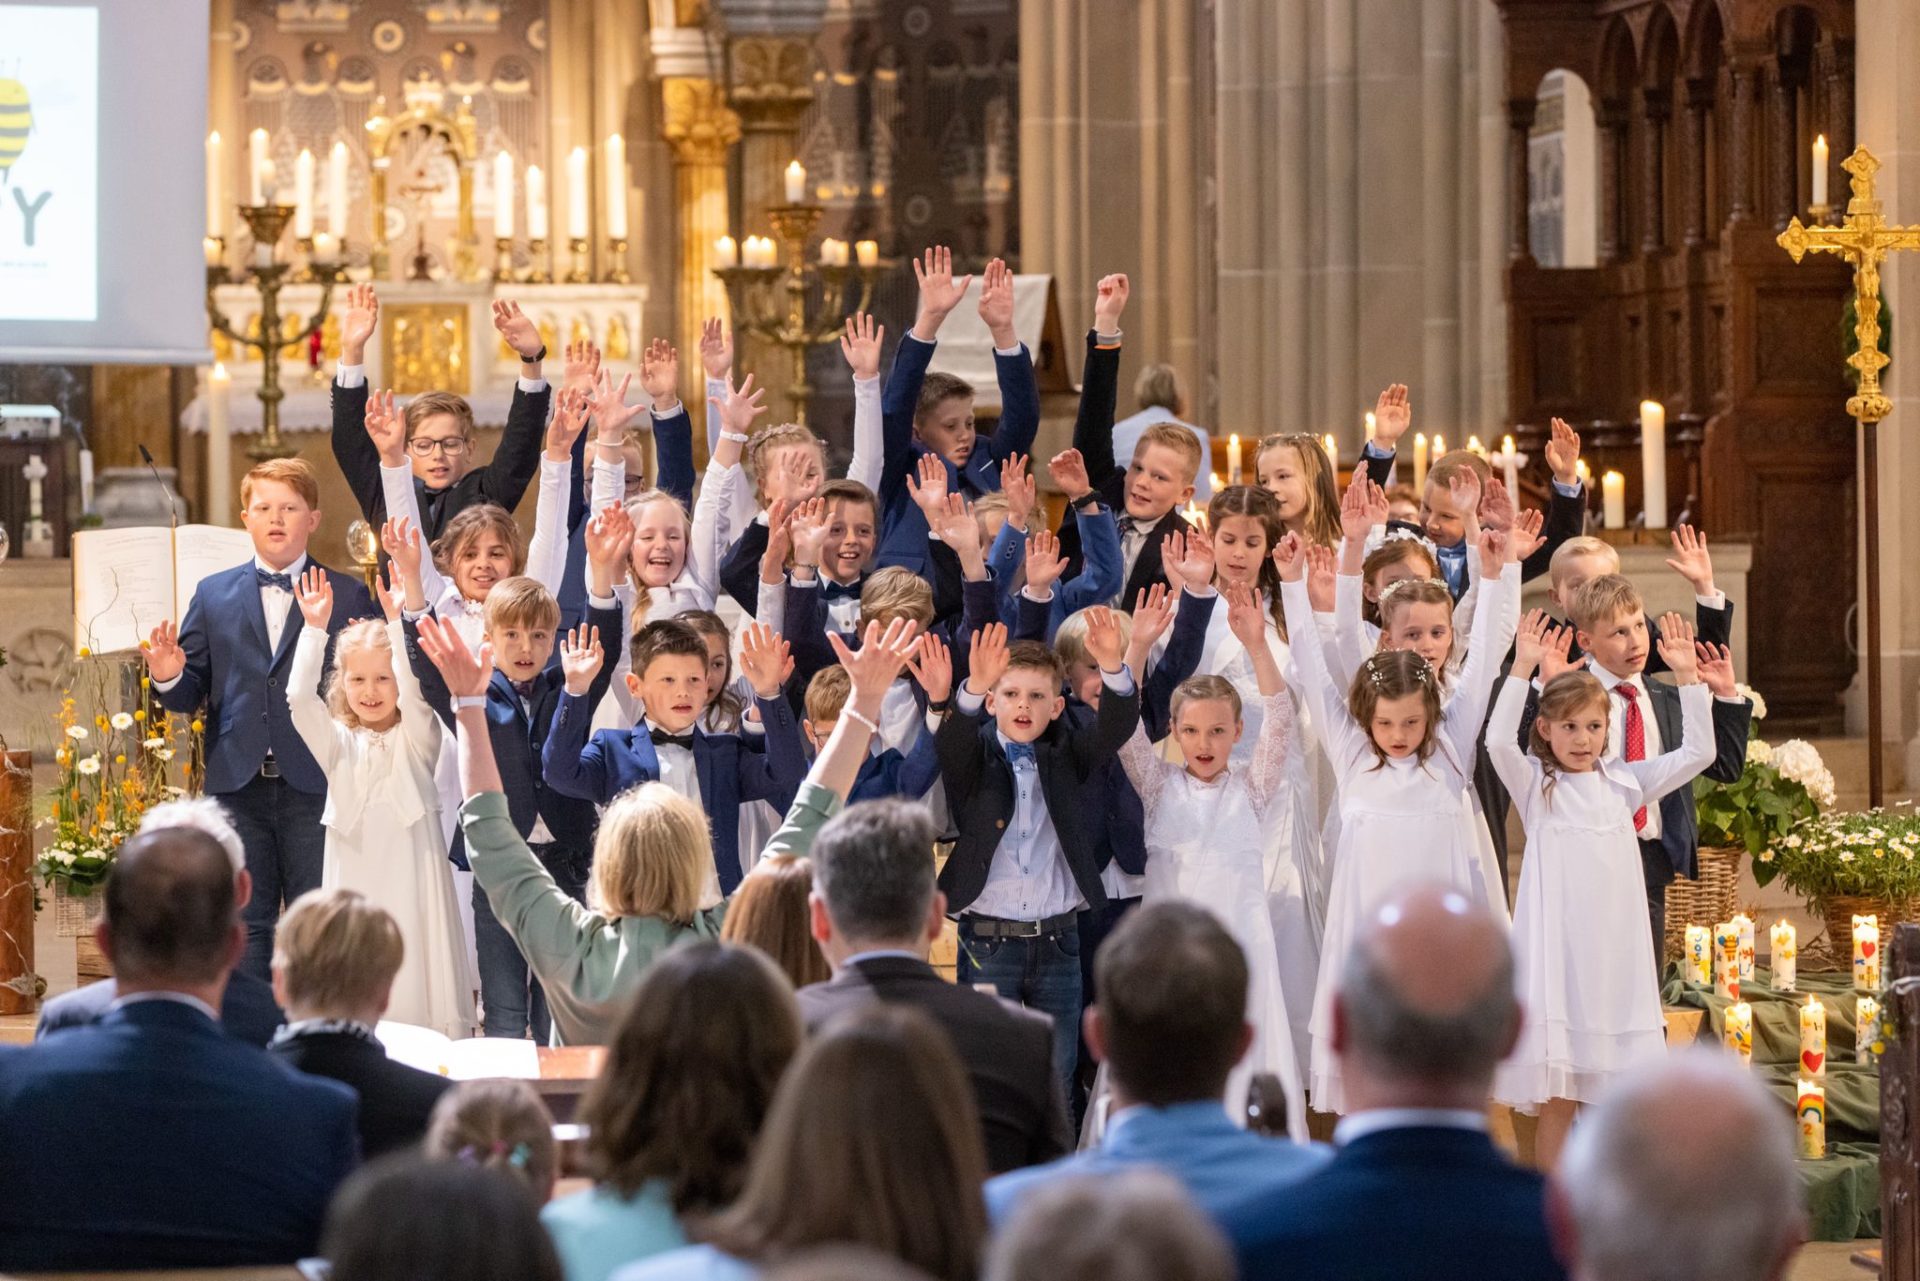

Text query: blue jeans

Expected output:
[956,919,1083,1094]
[220,773,327,981]
[475,841,592,1041]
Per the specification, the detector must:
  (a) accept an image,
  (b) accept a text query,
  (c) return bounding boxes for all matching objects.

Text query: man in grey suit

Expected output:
[796,798,1072,1173]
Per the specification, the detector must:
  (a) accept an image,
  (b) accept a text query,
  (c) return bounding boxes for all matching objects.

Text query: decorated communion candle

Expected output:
[1772,919,1797,991]
[1855,914,1881,991]
[1858,996,1882,1064]
[1724,1001,1753,1067]
[1714,921,1741,1001]
[1686,925,1712,985]
[1797,1079,1826,1159]
[1732,913,1756,985]
[1799,996,1826,1079]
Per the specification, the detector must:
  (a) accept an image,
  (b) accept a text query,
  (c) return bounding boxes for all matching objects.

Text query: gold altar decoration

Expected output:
[365,98,481,283]
[384,303,471,396]
[1778,146,1920,806]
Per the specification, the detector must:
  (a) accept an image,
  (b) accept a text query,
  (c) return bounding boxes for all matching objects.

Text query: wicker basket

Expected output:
[51,883,104,938]
[1663,845,1745,961]
[1819,893,1920,953]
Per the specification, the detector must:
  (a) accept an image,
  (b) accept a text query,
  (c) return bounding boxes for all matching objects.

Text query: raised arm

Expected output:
[1485,612,1558,812]
[527,387,589,594]
[476,299,551,514]
[285,570,343,774]
[979,258,1039,469]
[1071,275,1129,484]
[368,390,451,605]
[330,283,383,523]
[1275,533,1367,767]
[1437,528,1524,764]
[842,313,886,493]
[1621,617,1716,802]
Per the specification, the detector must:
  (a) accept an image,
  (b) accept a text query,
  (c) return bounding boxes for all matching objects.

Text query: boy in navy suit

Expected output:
[936,614,1141,1090]
[1542,527,1734,674]
[802,660,944,803]
[542,617,808,898]
[1420,420,1586,598]
[145,458,374,980]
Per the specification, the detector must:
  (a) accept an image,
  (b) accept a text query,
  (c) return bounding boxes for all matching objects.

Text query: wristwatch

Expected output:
[523,344,548,363]
[1068,491,1102,512]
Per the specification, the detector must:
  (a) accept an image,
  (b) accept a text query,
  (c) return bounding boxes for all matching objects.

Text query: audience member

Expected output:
[1111,362,1214,502]
[1550,1054,1803,1281]
[1220,885,1564,1281]
[721,854,832,988]
[35,797,286,1045]
[615,1005,989,1281]
[798,797,1071,1172]
[985,902,1327,1235]
[545,942,803,1281]
[268,887,453,1158]
[424,1078,560,1204]
[323,1154,564,1281]
[0,827,357,1270]
[985,1170,1235,1281]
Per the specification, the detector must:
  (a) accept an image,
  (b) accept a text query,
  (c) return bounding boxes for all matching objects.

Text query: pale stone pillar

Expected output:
[546,0,597,282]
[592,0,644,285]
[1420,0,1464,437]
[661,77,741,384]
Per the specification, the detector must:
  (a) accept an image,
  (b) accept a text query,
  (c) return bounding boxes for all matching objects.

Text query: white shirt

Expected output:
[649,729,722,909]
[1333,1107,1488,1146]
[1588,661,1666,840]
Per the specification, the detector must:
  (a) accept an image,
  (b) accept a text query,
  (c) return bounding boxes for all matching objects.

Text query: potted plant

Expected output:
[1762,807,1920,944]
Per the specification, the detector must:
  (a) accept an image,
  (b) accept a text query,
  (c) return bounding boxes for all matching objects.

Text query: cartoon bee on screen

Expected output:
[0,75,29,184]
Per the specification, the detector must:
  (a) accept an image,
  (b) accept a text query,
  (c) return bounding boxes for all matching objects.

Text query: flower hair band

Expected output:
[1361,523,1439,560]
[1364,653,1432,688]
[458,1141,534,1171]
[1376,576,1450,605]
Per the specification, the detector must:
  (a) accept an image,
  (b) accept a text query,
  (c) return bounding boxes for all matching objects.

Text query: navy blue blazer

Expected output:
[155,558,374,796]
[784,572,998,697]
[845,730,942,804]
[35,970,284,1047]
[541,689,808,895]
[0,999,359,1271]
[1219,1125,1567,1281]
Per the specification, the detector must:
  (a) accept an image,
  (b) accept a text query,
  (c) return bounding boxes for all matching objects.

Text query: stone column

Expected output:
[1642,87,1669,254]
[1595,103,1624,262]
[592,0,644,285]
[1420,0,1464,431]
[1683,80,1712,246]
[1726,59,1756,224]
[1770,63,1800,231]
[661,77,741,382]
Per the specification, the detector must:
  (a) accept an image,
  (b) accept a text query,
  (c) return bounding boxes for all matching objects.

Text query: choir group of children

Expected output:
[140,247,1750,1154]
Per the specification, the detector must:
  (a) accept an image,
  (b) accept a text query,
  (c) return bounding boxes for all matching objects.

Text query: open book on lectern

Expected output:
[71,525,257,654]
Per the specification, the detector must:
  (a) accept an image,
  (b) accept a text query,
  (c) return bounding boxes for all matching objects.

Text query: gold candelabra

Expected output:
[206,204,346,460]
[714,203,887,426]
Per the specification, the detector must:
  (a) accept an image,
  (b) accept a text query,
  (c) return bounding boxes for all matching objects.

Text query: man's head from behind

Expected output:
[99,826,242,995]
[1088,902,1252,1109]
[1550,1053,1803,1281]
[807,799,946,964]
[1331,884,1520,1112]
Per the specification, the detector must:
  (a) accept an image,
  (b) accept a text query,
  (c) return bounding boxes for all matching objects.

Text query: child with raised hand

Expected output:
[998,448,1122,637]
[1115,583,1309,1141]
[333,285,551,542]
[1541,524,1734,675]
[1421,416,1585,598]
[1275,519,1522,1116]
[799,632,949,804]
[285,554,474,1037]
[1488,611,1721,1166]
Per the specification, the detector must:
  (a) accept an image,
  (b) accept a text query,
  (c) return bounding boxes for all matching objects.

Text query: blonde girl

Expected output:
[1253,433,1342,548]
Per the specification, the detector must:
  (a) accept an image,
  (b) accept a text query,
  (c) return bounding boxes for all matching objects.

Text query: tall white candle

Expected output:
[1685,925,1712,985]
[1813,134,1830,209]
[566,146,589,240]
[714,234,739,267]
[1800,996,1827,1079]
[1858,996,1882,1063]
[526,164,548,240]
[1602,470,1627,529]
[1412,433,1429,490]
[77,448,94,516]
[605,134,628,239]
[1724,1001,1752,1067]
[1854,914,1881,990]
[855,239,879,267]
[1364,411,1377,442]
[293,148,315,238]
[248,129,269,204]
[206,131,223,238]
[1227,434,1243,485]
[207,363,233,527]
[328,141,349,237]
[1500,435,1519,496]
[1714,921,1741,1000]
[1798,1079,1825,1158]
[493,151,515,239]
[785,159,807,204]
[1772,920,1797,992]
[1639,399,1667,527]
[1733,912,1755,985]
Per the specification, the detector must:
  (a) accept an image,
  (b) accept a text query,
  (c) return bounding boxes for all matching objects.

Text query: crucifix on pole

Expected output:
[1778,147,1920,808]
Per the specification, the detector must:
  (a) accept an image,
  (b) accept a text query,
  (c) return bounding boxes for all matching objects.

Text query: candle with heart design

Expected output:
[1855,914,1881,991]
[1858,996,1882,1064]
[1724,1001,1753,1067]
[1714,921,1741,1000]
[1685,925,1712,985]
[1797,1079,1826,1160]
[1771,920,1797,991]
[1799,996,1826,1079]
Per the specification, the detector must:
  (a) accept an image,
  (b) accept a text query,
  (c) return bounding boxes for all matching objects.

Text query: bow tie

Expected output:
[1434,542,1466,562]
[650,727,696,751]
[255,568,296,592]
[1004,740,1037,766]
[822,578,863,602]
[510,679,536,700]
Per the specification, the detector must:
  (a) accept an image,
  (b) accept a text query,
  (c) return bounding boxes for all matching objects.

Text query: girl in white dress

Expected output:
[1117,585,1309,1142]
[1275,525,1523,1115]
[286,564,476,1037]
[1487,609,1718,1166]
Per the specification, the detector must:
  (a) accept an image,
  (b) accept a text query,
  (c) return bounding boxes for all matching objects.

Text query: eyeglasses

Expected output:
[409,436,472,457]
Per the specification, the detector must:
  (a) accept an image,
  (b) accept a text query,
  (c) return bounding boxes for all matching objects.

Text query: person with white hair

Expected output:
[34,797,287,1045]
[1548,1053,1804,1281]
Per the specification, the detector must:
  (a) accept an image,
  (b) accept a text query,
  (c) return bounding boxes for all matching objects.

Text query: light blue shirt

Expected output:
[611,1243,758,1281]
[542,1180,686,1281]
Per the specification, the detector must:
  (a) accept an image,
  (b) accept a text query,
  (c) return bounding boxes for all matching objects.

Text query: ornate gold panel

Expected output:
[383,304,470,396]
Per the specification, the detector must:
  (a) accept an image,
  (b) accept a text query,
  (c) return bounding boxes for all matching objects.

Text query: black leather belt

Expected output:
[960,911,1078,939]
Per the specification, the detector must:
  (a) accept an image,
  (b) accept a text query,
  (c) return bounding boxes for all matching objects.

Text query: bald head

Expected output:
[101,826,241,988]
[1553,1053,1801,1281]
[1332,886,1519,1108]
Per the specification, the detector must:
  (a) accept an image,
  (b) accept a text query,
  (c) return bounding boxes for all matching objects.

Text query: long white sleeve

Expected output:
[1620,682,1715,805]
[686,460,730,601]
[1244,690,1297,815]
[1437,562,1519,766]
[845,373,883,494]
[389,618,445,766]
[755,570,787,635]
[1329,572,1371,690]
[286,626,342,775]
[524,456,571,594]
[590,455,625,512]
[381,462,449,602]
[1117,721,1168,816]
[1279,577,1369,772]
[1483,675,1543,822]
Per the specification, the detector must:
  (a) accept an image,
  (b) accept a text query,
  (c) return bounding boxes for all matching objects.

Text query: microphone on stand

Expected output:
[138,444,180,530]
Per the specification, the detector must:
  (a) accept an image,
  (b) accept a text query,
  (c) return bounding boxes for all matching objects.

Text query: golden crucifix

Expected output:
[1778,147,1920,805]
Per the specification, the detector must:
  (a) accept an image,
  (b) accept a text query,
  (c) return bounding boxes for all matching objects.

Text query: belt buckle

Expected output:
[260,758,280,780]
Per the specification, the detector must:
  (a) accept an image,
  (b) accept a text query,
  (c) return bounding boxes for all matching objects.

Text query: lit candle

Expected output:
[1576,458,1593,493]
[1412,433,1429,490]
[248,128,269,204]
[1183,502,1208,532]
[78,445,93,516]
[1499,434,1519,495]
[1724,1001,1752,1067]
[1714,921,1741,1001]
[293,148,315,238]
[312,231,336,262]
[566,146,589,240]
[206,131,223,238]
[1685,925,1712,985]
[1364,411,1376,442]
[1858,996,1882,1063]
[1602,470,1627,529]
[1813,134,1830,209]
[526,164,548,240]
[1639,399,1667,528]
[328,140,349,237]
[1854,914,1881,990]
[493,150,515,239]
[714,234,739,267]
[1431,433,1446,459]
[1772,920,1797,991]
[785,159,807,204]
[1322,433,1338,463]
[855,239,879,267]
[818,237,843,266]
[1732,913,1755,986]
[1800,996,1827,1079]
[1797,1079,1826,1159]
[203,236,223,267]
[1467,434,1486,459]
[605,134,627,239]
[207,363,233,526]
[1227,434,1243,485]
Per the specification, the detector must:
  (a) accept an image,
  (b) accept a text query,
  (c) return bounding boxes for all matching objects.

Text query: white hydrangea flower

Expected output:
[109,712,133,731]
[1748,739,1774,766]
[76,755,101,775]
[1785,833,1803,849]
[81,848,105,862]
[57,851,77,866]
[1771,740,1837,808]
[1735,684,1768,719]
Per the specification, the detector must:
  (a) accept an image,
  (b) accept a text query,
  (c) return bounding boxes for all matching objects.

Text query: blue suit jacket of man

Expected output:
[34,970,285,1047]
[154,558,374,796]
[986,1101,1330,1244]
[0,999,359,1271]
[1218,1124,1567,1281]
